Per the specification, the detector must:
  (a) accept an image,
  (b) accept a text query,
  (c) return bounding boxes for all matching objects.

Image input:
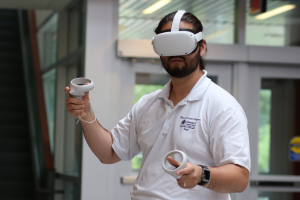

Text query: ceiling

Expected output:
[0,0,299,46]
[118,0,300,46]
[0,0,73,10]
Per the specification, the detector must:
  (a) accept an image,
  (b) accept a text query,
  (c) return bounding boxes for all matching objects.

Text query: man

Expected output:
[66,11,250,200]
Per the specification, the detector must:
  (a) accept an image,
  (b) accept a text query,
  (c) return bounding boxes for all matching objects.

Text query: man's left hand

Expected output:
[167,156,203,189]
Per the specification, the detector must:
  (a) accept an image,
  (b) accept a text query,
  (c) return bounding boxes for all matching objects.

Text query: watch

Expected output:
[197,165,210,186]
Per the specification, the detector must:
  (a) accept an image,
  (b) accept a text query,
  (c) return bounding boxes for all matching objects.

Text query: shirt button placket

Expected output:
[162,106,173,135]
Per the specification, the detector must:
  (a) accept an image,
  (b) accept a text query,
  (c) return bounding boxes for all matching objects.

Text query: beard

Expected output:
[161,47,201,78]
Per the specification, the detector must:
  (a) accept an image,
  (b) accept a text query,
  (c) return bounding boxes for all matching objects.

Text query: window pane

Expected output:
[42,68,56,154]
[134,84,165,103]
[258,89,271,173]
[68,3,85,53]
[132,84,164,171]
[258,191,300,200]
[119,0,235,44]
[37,13,58,69]
[246,0,300,46]
[208,75,218,84]
[259,78,300,176]
[55,179,80,200]
[64,63,82,176]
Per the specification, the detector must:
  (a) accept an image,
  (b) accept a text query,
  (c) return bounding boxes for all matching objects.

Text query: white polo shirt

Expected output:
[111,70,251,200]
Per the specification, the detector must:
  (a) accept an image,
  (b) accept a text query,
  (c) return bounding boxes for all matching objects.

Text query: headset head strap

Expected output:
[171,10,186,32]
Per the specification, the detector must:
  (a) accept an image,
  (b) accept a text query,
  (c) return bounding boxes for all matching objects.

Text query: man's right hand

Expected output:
[65,86,93,120]
[65,85,120,164]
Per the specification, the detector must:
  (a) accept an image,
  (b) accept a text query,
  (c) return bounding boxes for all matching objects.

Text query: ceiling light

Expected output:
[142,0,172,14]
[255,4,296,20]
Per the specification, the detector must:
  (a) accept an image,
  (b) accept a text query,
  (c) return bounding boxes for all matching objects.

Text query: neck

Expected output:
[169,68,203,106]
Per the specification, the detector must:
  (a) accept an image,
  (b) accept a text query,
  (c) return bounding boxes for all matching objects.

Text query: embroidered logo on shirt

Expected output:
[180,116,201,131]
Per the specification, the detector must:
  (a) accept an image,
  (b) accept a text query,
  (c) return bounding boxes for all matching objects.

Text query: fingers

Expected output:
[83,91,89,101]
[167,156,181,168]
[66,96,84,105]
[178,180,190,189]
[65,84,90,101]
[177,174,196,189]
[177,164,193,176]
[82,82,90,100]
[66,96,85,116]
[66,101,85,110]
[65,86,70,95]
[65,84,91,119]
[176,164,203,189]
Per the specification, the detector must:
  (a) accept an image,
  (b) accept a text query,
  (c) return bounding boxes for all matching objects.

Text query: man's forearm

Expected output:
[80,112,121,164]
[205,164,249,193]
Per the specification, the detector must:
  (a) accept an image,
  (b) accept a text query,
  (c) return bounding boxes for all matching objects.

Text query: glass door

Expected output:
[239,65,300,200]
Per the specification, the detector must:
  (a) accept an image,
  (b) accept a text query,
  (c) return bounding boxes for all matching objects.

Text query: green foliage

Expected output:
[132,84,164,171]
[134,84,164,103]
[258,89,272,173]
[258,124,271,173]
[132,153,143,171]
[259,90,271,128]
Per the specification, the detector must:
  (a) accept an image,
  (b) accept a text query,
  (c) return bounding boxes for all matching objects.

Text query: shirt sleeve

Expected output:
[209,105,251,171]
[111,97,144,161]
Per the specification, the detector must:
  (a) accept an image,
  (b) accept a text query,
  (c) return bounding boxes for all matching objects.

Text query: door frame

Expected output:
[236,64,300,200]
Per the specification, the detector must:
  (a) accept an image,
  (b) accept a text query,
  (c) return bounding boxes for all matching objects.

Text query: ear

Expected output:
[199,39,207,57]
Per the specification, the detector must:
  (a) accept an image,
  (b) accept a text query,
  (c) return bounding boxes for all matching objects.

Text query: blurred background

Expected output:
[0,0,299,200]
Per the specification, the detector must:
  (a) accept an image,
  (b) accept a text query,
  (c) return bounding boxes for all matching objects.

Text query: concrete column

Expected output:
[234,0,246,44]
[82,0,135,199]
[285,22,300,46]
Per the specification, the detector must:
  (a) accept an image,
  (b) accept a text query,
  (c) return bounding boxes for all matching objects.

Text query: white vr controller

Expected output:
[69,78,94,100]
[162,150,187,179]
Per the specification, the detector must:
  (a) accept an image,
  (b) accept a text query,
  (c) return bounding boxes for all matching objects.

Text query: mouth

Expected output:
[170,57,184,62]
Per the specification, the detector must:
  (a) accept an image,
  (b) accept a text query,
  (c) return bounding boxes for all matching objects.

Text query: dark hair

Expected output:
[154,11,206,70]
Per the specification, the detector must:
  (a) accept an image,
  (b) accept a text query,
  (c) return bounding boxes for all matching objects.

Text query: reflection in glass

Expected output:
[246,0,300,46]
[259,89,271,173]
[55,180,80,200]
[134,84,165,103]
[42,68,56,154]
[132,84,164,170]
[258,191,300,200]
[208,76,218,84]
[259,78,300,176]
[132,152,143,171]
[64,64,82,176]
[119,0,235,44]
[68,4,84,53]
[37,13,58,69]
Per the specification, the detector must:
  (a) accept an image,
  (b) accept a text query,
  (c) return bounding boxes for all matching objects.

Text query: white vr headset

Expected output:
[152,10,203,57]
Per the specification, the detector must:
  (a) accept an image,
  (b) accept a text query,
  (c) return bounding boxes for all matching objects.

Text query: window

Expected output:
[119,0,235,44]
[132,84,165,171]
[246,0,300,46]
[37,13,58,69]
[259,78,300,176]
[258,89,271,173]
[42,68,56,154]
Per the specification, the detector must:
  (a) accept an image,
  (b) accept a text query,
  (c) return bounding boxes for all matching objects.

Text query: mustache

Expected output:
[168,56,186,61]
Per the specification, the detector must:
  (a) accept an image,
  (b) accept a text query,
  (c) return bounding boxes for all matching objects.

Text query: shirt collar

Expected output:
[186,70,211,101]
[158,70,211,102]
